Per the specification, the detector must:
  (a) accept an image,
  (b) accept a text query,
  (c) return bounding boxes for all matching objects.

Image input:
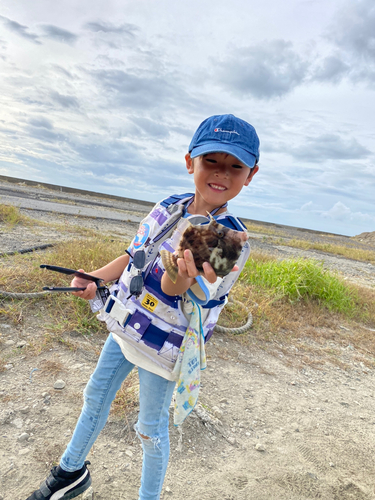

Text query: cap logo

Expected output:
[214,128,240,136]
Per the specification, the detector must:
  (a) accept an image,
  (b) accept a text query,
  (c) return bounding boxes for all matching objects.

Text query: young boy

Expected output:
[26,114,259,500]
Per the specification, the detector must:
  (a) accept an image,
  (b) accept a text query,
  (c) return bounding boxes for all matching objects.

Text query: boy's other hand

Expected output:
[70,269,98,300]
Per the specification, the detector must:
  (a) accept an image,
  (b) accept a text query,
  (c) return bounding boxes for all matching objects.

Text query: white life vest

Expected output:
[97,193,250,372]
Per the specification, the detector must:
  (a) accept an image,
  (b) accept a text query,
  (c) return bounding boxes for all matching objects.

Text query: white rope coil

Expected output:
[0,291,258,335]
[214,296,258,335]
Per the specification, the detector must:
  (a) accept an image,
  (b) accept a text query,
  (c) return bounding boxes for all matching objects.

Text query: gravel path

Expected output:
[1,176,375,500]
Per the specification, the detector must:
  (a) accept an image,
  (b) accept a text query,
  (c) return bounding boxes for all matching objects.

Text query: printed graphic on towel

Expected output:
[141,293,158,312]
[174,307,207,426]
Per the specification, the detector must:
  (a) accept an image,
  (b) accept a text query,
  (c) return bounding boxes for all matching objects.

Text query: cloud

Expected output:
[91,69,190,111]
[40,25,78,45]
[328,0,375,62]
[84,21,139,38]
[322,201,375,223]
[0,17,78,47]
[47,64,75,79]
[28,117,54,129]
[70,138,142,166]
[301,201,314,211]
[0,15,41,44]
[0,37,7,60]
[27,126,66,143]
[83,21,140,50]
[49,91,80,109]
[310,55,351,83]
[322,0,375,86]
[131,117,170,139]
[290,134,371,162]
[215,40,309,99]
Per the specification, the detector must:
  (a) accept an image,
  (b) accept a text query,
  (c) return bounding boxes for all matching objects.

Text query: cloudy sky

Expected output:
[0,0,374,236]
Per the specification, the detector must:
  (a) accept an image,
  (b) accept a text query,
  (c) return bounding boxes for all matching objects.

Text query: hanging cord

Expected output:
[214,296,258,335]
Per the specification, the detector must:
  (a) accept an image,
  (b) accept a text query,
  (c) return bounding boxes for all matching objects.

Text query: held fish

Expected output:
[160,214,248,283]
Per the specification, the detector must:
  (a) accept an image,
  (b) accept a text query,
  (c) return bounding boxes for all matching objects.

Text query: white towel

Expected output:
[173,301,206,426]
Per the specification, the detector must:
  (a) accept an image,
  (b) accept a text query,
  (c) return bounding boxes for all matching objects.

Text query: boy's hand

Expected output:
[70,269,98,300]
[177,249,239,284]
[177,249,216,283]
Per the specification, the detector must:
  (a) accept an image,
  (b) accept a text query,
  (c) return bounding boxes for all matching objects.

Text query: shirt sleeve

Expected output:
[186,275,223,305]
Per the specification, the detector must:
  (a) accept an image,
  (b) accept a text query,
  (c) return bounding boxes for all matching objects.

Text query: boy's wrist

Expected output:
[160,271,195,296]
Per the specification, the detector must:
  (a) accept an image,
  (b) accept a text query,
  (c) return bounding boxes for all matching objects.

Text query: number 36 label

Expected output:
[141,293,158,312]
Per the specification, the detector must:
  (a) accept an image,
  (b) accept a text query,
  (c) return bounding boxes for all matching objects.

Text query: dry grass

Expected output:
[0,237,126,360]
[241,220,280,236]
[39,356,66,376]
[218,279,375,370]
[0,304,25,324]
[1,393,21,403]
[280,237,375,264]
[0,203,33,227]
[216,247,375,370]
[0,237,126,293]
[1,220,375,379]
[0,202,100,238]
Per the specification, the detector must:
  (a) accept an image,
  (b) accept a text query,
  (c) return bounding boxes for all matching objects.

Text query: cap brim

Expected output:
[189,143,257,169]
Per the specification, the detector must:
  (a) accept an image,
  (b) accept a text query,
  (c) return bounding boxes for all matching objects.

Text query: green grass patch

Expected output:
[2,235,375,372]
[240,257,362,318]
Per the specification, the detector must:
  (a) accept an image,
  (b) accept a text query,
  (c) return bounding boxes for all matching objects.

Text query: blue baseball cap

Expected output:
[188,114,260,168]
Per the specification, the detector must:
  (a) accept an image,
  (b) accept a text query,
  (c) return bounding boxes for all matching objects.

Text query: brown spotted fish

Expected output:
[160,214,248,283]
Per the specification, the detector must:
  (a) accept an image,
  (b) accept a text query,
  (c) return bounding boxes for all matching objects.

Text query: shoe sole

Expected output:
[52,475,92,500]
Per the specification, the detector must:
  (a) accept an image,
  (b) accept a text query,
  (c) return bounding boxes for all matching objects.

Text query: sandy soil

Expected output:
[1,181,375,500]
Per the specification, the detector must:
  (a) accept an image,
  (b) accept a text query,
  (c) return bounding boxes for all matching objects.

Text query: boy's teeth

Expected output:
[210,184,225,190]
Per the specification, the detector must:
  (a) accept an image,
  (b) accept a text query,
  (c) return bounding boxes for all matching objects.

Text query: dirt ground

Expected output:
[1,180,375,500]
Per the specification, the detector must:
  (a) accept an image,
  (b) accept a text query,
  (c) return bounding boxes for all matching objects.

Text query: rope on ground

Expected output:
[214,296,258,335]
[0,243,54,298]
[0,290,50,299]
[0,243,54,258]
[0,285,259,336]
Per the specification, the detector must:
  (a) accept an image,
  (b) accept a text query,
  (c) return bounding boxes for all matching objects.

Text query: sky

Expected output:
[0,0,374,237]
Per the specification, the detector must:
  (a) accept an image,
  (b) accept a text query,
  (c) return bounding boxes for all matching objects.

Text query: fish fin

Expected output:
[206,211,215,223]
[160,249,179,284]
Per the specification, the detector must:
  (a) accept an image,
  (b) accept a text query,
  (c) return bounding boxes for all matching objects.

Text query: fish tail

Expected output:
[160,249,179,283]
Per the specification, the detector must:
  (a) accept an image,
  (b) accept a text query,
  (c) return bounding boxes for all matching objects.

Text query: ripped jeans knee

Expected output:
[135,423,162,451]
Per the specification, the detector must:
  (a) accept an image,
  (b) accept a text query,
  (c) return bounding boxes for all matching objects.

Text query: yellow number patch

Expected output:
[141,293,158,312]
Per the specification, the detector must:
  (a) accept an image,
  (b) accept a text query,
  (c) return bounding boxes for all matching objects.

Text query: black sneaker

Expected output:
[26,460,92,500]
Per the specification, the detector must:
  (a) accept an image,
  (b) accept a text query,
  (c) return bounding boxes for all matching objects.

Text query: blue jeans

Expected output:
[60,333,176,500]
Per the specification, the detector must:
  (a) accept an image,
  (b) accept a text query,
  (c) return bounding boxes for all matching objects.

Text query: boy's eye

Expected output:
[204,157,244,169]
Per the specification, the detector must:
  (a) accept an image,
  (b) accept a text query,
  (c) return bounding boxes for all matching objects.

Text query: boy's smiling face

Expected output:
[185,152,258,214]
